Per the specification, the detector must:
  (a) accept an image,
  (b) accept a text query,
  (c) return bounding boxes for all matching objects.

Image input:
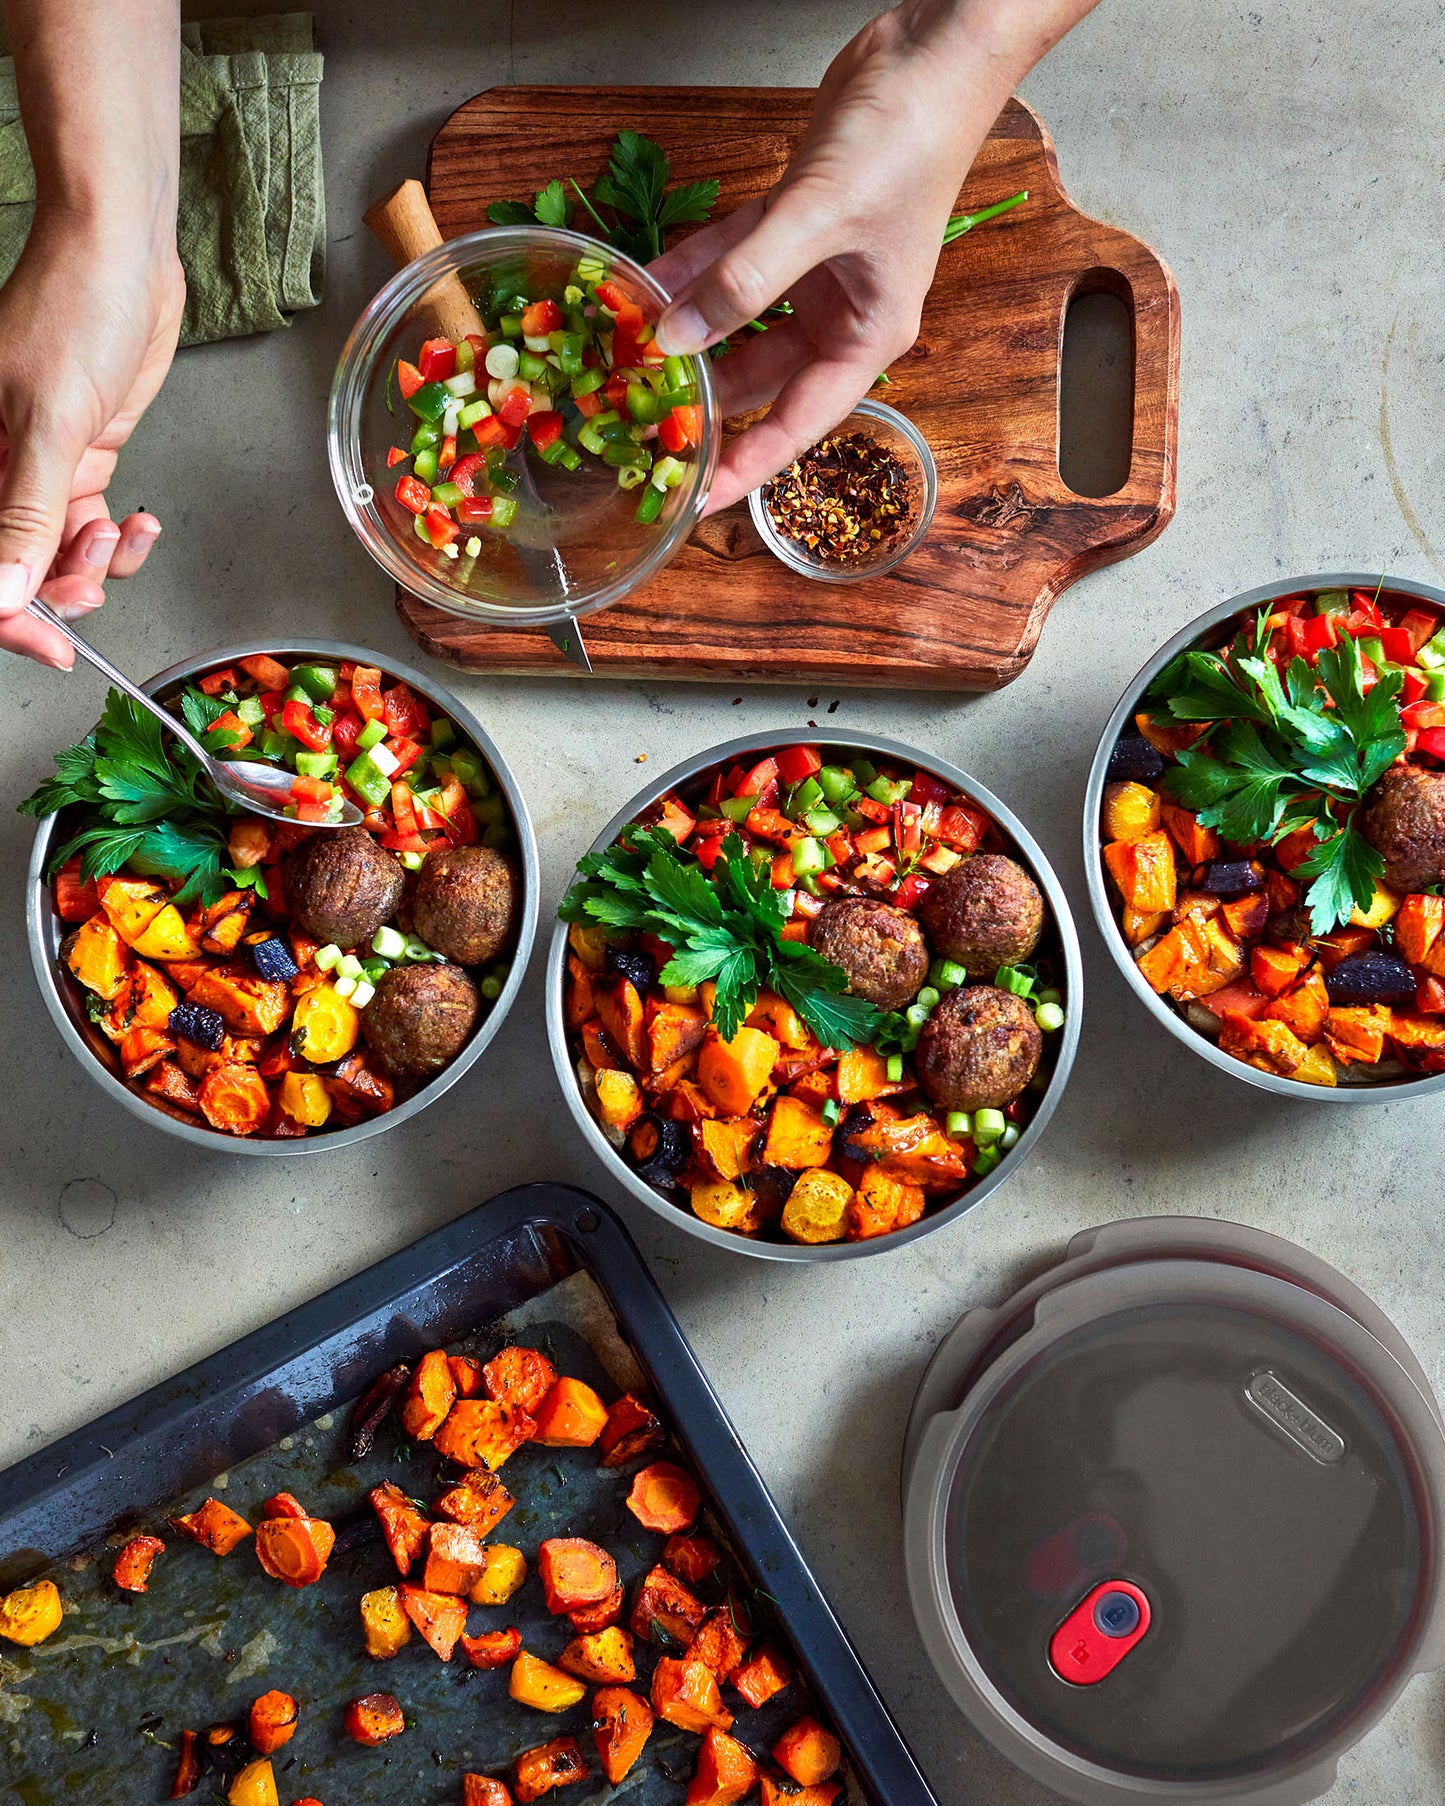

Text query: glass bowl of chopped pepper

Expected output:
[330,227,720,627]
[748,398,938,582]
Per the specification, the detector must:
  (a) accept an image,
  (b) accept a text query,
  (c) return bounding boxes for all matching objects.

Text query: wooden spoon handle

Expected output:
[362,178,487,345]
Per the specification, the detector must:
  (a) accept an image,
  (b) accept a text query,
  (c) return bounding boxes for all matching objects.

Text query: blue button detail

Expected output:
[1093,1590,1141,1638]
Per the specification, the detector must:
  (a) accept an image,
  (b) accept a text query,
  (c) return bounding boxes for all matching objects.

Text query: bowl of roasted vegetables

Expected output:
[24,642,538,1149]
[549,733,1081,1258]
[1088,574,1445,1099]
[330,226,719,627]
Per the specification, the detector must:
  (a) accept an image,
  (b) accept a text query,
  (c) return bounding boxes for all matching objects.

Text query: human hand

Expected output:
[651,0,1097,514]
[0,205,185,665]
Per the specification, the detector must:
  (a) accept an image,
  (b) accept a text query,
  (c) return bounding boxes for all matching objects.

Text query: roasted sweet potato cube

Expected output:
[147,1059,202,1113]
[1262,969,1328,1043]
[1396,894,1445,965]
[648,999,709,1073]
[773,1717,842,1788]
[359,1585,412,1659]
[733,1643,793,1709]
[345,1692,404,1746]
[697,1025,779,1115]
[1218,1013,1308,1077]
[97,874,170,944]
[120,1025,176,1079]
[651,1657,733,1733]
[449,1355,485,1398]
[400,1348,457,1441]
[696,1117,759,1182]
[1220,891,1269,941]
[187,967,290,1036]
[593,1686,654,1786]
[558,1626,636,1684]
[199,889,255,955]
[514,1736,589,1801]
[664,1533,722,1588]
[1324,1004,1392,1066]
[399,1584,467,1660]
[532,1377,607,1448]
[326,1050,394,1121]
[64,913,130,999]
[170,1498,253,1556]
[762,1094,834,1169]
[632,1565,706,1648]
[1121,906,1169,947]
[599,1392,666,1468]
[369,1482,430,1576]
[434,1399,535,1469]
[594,976,648,1069]
[686,1726,760,1806]
[112,1535,165,1594]
[1104,830,1177,914]
[1250,943,1308,998]
[484,1345,559,1414]
[1102,781,1161,843]
[510,1650,587,1713]
[436,1467,515,1536]
[1136,926,1190,995]
[1159,797,1219,865]
[566,1584,624,1634]
[424,1521,489,1596]
[686,1607,748,1679]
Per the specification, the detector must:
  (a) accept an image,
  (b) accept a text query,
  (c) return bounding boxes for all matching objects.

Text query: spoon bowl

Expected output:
[29,599,362,829]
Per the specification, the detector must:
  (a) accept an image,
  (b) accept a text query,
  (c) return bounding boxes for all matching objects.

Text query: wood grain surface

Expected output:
[395,86,1179,690]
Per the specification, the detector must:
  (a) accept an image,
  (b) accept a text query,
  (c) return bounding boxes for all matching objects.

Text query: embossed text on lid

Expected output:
[1246,1370,1346,1465]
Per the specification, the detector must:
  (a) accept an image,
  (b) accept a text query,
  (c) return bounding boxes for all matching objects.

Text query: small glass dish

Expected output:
[329,226,720,628]
[747,397,938,582]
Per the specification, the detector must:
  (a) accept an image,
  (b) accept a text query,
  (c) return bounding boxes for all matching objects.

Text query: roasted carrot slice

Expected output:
[483,1345,558,1414]
[567,1583,624,1634]
[434,1399,535,1469]
[538,1538,618,1615]
[369,1481,430,1575]
[626,1461,700,1534]
[247,1690,298,1755]
[401,1348,458,1440]
[255,1516,332,1587]
[460,1627,523,1670]
[773,1717,842,1787]
[345,1692,405,1746]
[598,1393,666,1468]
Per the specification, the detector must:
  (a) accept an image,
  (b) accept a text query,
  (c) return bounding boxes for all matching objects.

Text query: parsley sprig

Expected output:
[560,826,881,1049]
[19,687,267,907]
[1148,614,1405,933]
[488,132,720,264]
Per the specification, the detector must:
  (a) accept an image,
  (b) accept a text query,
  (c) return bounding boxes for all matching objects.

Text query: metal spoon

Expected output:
[28,598,363,828]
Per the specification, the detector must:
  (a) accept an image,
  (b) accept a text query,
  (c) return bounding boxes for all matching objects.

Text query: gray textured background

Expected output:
[2,3,1443,1800]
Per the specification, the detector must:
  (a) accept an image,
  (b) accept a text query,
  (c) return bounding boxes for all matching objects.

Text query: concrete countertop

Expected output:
[2,1,1442,1800]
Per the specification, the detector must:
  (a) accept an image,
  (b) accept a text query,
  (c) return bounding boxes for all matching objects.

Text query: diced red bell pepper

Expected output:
[1417,727,1445,760]
[1379,626,1416,666]
[1280,616,1309,661]
[1401,701,1445,731]
[471,414,521,452]
[424,506,459,548]
[604,371,631,411]
[281,698,332,753]
[384,736,423,777]
[198,667,238,696]
[894,873,933,910]
[775,745,822,785]
[497,385,533,429]
[854,826,891,857]
[464,332,488,363]
[450,452,488,498]
[290,773,335,805]
[574,388,605,419]
[852,795,890,825]
[894,800,922,855]
[386,446,409,468]
[396,359,424,400]
[437,434,458,474]
[351,667,385,723]
[381,683,428,740]
[593,280,630,314]
[331,710,365,758]
[1301,611,1338,657]
[935,804,986,851]
[528,409,565,451]
[694,829,726,872]
[209,709,252,750]
[295,801,333,824]
[610,314,648,371]
[657,405,701,454]
[826,829,854,866]
[395,473,431,515]
[1344,592,1384,633]
[909,768,952,807]
[418,337,457,383]
[1402,667,1430,705]
[770,852,794,890]
[521,298,564,338]
[259,689,287,720]
[458,497,495,525]
[1398,607,1441,653]
[391,782,419,839]
[381,829,435,853]
[736,757,779,798]
[54,858,101,923]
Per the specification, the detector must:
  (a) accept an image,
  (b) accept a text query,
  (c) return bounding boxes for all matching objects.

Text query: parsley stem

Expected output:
[943,189,1028,243]
[568,178,612,239]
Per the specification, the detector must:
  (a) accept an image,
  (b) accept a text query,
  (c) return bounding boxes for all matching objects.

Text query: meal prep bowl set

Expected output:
[11,221,1445,1806]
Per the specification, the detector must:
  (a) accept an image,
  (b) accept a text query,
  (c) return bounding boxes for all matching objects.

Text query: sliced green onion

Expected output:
[973,1108,1007,1144]
[1035,1001,1066,1033]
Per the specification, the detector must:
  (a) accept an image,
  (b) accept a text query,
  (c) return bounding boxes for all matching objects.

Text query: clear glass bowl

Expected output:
[329,227,721,628]
[747,397,938,581]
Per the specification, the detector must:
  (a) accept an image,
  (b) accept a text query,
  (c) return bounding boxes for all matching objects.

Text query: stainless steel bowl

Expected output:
[27,639,540,1155]
[1084,571,1445,1104]
[547,730,1083,1260]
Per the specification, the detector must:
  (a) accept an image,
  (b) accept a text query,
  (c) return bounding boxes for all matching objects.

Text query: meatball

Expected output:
[915,984,1041,1112]
[918,854,1044,978]
[1363,766,1445,894]
[287,829,404,950]
[412,844,518,966]
[810,896,929,1010]
[362,964,479,1078]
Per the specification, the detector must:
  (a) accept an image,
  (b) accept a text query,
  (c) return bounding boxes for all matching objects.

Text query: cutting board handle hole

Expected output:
[1058,277,1135,499]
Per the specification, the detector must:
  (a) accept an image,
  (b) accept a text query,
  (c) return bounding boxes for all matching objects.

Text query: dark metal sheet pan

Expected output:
[0,1184,939,1806]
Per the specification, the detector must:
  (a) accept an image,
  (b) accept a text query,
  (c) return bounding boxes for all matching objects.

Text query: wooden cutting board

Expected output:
[396,86,1179,690]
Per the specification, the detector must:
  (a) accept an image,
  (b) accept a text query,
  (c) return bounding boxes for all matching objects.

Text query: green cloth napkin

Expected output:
[0,12,325,346]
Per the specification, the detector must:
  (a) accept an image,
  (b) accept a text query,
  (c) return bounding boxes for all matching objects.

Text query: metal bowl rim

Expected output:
[27,638,541,1156]
[1083,570,1445,1105]
[546,727,1083,1261]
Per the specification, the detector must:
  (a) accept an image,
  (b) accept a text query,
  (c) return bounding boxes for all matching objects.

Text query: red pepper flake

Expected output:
[762,431,914,564]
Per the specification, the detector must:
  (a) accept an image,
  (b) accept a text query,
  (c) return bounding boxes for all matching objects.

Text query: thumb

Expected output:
[654,184,838,357]
[0,424,81,618]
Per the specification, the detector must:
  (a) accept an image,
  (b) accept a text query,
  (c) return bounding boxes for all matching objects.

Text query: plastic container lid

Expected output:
[904,1256,1445,1805]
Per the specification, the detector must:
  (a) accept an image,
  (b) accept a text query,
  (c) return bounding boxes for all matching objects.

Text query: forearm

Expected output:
[4,0,179,253]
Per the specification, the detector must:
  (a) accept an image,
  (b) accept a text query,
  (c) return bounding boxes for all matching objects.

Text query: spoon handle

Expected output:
[27,598,217,770]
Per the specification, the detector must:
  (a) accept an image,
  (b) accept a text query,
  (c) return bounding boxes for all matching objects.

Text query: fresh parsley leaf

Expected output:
[657,176,721,230]
[644,843,725,928]
[179,686,230,738]
[1158,649,1274,727]
[486,199,539,228]
[1164,722,1297,843]
[533,179,574,229]
[710,945,762,1042]
[1296,822,1384,936]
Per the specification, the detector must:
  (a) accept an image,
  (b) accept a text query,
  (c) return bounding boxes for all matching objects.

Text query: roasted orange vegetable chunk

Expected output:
[484,1345,559,1414]
[733,1642,793,1709]
[686,1725,760,1806]
[558,1626,636,1684]
[424,1521,489,1596]
[651,1656,733,1733]
[434,1399,536,1469]
[514,1735,589,1801]
[539,1538,618,1614]
[627,1461,700,1535]
[592,1686,654,1785]
[599,1392,666,1467]
[399,1584,468,1660]
[113,1534,165,1594]
[774,1716,843,1787]
[435,1466,515,1536]
[532,1377,607,1448]
[170,1498,253,1556]
[345,1692,405,1746]
[369,1481,430,1575]
[247,1690,298,1756]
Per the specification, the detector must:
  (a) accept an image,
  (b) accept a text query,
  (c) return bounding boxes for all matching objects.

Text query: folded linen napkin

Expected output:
[0,11,325,346]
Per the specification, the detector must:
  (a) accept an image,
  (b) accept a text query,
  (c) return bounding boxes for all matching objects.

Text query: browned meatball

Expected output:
[287,828,404,950]
[915,983,1041,1112]
[412,844,518,966]
[918,854,1044,978]
[361,964,479,1077]
[1363,766,1445,894]
[810,896,929,1010]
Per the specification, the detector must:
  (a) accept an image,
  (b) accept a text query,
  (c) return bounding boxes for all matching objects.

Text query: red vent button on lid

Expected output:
[1049,1580,1151,1685]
